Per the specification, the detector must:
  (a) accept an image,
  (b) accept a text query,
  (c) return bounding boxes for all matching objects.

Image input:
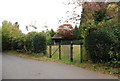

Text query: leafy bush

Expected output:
[11,32,47,54]
[92,9,106,24]
[2,21,13,51]
[33,32,47,54]
[85,28,114,63]
[80,22,97,38]
[25,32,37,52]
[46,34,54,45]
[2,21,22,51]
[85,18,120,67]
[2,20,47,54]
[12,35,25,52]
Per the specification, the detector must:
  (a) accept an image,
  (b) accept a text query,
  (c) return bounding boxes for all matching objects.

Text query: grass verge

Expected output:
[4,50,119,77]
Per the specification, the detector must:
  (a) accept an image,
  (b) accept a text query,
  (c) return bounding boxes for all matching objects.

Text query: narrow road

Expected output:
[2,54,118,79]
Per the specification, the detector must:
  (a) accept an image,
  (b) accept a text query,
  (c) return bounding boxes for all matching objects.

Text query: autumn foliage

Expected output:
[57,24,74,39]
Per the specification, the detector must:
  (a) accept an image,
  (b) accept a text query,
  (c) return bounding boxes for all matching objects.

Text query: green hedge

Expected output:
[11,32,47,54]
[33,33,47,54]
[12,35,25,52]
[85,19,120,67]
[25,32,36,52]
[2,21,47,54]
[85,28,114,63]
[2,21,22,51]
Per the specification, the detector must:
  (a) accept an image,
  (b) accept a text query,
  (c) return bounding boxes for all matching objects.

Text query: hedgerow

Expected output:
[85,19,120,67]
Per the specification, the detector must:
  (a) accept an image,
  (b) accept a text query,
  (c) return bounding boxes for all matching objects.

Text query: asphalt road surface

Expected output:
[2,54,118,79]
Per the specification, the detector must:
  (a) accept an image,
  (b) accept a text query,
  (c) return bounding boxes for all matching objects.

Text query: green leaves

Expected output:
[48,29,55,37]
[92,9,106,24]
[12,32,47,54]
[85,18,120,67]
[73,25,81,39]
[2,20,47,54]
[33,32,47,54]
[2,21,22,51]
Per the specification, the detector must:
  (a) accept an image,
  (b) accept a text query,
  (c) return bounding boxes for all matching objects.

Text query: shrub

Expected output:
[12,34,26,52]
[80,22,97,38]
[2,21,13,51]
[85,19,120,67]
[25,32,37,52]
[11,31,47,54]
[33,32,47,54]
[46,33,54,45]
[2,21,22,51]
[85,28,114,63]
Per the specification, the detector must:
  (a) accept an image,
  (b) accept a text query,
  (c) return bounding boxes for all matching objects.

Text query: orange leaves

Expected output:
[59,24,73,29]
[57,24,74,39]
[57,24,74,32]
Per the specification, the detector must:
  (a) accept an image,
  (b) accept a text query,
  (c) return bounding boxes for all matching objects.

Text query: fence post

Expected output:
[58,42,61,60]
[80,43,83,63]
[49,45,52,58]
[70,41,73,62]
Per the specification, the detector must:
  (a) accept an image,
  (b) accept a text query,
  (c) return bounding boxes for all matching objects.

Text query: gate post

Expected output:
[80,43,83,63]
[49,45,52,58]
[58,42,61,60]
[70,41,73,62]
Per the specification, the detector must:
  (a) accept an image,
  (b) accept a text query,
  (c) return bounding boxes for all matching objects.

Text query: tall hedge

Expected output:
[85,19,120,67]
[12,35,25,52]
[11,32,47,54]
[2,21,22,51]
[85,28,114,63]
[25,32,37,52]
[33,33,47,54]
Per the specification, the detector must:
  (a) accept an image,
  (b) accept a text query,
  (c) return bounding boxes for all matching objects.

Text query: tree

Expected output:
[2,21,13,50]
[73,25,81,39]
[2,20,22,51]
[59,0,82,26]
[13,22,19,29]
[57,24,74,39]
[45,29,55,45]
[61,1,119,27]
[48,29,55,37]
[80,2,119,37]
[80,2,107,25]
[92,9,106,24]
[81,2,119,25]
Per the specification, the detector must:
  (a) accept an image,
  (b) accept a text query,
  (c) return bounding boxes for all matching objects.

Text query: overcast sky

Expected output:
[0,0,82,34]
[0,0,119,34]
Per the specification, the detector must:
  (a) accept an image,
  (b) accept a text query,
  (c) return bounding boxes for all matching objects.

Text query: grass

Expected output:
[4,49,119,77]
[47,45,87,62]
